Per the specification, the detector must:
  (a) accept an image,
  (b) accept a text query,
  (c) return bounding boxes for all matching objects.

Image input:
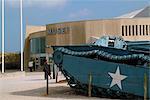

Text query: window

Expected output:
[122,26,124,36]
[139,25,142,35]
[30,37,45,54]
[146,25,148,35]
[143,25,145,35]
[108,40,114,47]
[136,25,138,36]
[125,25,128,36]
[132,25,134,36]
[129,25,131,36]
[40,57,46,66]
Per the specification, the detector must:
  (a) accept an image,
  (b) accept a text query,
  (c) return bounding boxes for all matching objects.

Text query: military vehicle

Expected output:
[52,36,150,99]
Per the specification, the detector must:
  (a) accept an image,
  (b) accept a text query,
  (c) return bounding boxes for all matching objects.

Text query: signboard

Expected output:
[47,27,70,34]
[28,61,33,67]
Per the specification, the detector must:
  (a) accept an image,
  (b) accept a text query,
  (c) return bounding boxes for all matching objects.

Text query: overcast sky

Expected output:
[0,0,149,52]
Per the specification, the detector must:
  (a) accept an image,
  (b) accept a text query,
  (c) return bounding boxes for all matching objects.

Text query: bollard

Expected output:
[56,71,58,83]
[53,64,55,79]
[46,72,49,95]
[88,73,92,97]
[144,73,147,100]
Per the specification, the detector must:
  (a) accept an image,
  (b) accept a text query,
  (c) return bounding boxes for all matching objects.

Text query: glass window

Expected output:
[30,37,45,54]
[136,25,138,36]
[108,40,114,47]
[146,25,148,35]
[122,26,124,36]
[143,25,145,35]
[139,25,142,35]
[125,25,128,36]
[40,57,46,66]
[132,25,134,36]
[129,25,131,36]
[41,37,46,53]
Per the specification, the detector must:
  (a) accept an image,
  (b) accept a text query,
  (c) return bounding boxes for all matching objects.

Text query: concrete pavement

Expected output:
[0,72,112,100]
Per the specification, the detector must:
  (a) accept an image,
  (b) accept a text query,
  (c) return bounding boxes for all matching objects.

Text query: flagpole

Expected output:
[2,0,5,73]
[20,0,23,71]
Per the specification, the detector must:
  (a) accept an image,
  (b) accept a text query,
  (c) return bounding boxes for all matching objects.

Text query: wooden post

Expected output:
[144,73,147,100]
[88,73,92,97]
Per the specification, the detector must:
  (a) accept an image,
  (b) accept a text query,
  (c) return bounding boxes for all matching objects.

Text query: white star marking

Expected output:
[108,66,127,90]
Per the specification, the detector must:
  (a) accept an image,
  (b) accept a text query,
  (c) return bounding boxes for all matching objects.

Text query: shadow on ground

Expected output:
[11,85,94,99]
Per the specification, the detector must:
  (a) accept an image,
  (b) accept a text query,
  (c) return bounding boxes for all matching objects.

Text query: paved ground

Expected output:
[0,72,113,100]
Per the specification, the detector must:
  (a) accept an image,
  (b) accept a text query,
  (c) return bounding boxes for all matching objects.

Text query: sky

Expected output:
[0,0,149,52]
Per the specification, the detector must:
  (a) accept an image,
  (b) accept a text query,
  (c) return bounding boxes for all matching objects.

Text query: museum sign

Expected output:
[47,27,70,34]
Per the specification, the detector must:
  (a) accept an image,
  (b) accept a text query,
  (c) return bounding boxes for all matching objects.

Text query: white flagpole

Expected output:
[20,0,23,71]
[2,0,5,73]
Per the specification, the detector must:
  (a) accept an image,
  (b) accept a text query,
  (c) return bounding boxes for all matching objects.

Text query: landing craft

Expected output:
[51,36,150,99]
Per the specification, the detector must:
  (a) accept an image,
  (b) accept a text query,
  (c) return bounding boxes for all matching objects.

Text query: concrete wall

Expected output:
[120,18,150,41]
[85,19,121,43]
[46,21,86,54]
[85,18,150,42]
[24,25,46,69]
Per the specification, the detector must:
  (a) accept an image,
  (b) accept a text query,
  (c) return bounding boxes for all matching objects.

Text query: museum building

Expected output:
[24,6,150,70]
